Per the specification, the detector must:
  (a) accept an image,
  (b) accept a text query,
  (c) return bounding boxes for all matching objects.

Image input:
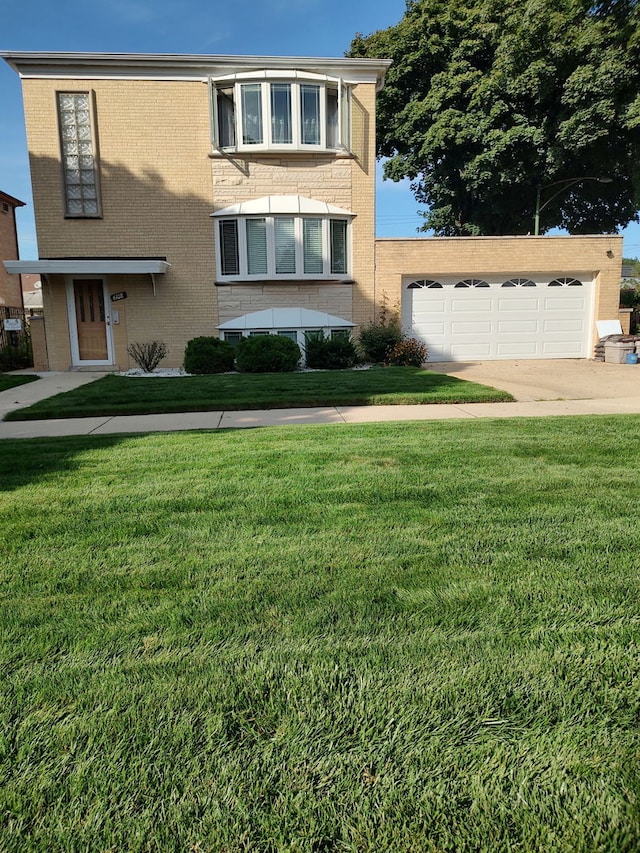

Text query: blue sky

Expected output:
[1,0,638,259]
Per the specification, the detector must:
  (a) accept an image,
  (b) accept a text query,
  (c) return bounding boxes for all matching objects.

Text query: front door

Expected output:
[69,278,112,364]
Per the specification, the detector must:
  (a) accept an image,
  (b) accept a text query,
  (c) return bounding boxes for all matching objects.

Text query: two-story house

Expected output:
[1,51,623,370]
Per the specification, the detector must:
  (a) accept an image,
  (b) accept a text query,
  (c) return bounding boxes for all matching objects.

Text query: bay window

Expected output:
[216,214,350,281]
[211,74,350,152]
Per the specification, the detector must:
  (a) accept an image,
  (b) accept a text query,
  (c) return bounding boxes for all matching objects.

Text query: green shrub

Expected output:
[384,337,428,367]
[184,336,235,374]
[235,334,300,373]
[357,317,402,363]
[305,333,358,369]
[127,340,168,373]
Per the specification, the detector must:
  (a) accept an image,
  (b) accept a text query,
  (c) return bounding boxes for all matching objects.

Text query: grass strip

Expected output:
[1,416,639,851]
[4,366,512,421]
[0,374,39,393]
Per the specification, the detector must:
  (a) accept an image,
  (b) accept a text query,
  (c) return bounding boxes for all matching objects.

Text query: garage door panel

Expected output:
[496,341,539,356]
[451,342,492,358]
[405,277,592,362]
[543,296,586,310]
[497,320,539,333]
[452,299,494,312]
[416,322,447,335]
[452,320,492,334]
[415,300,446,313]
[542,340,584,354]
[543,318,584,332]
[499,297,539,312]
[428,343,451,360]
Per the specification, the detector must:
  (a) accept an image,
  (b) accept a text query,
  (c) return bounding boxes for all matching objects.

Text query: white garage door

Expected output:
[403,275,594,362]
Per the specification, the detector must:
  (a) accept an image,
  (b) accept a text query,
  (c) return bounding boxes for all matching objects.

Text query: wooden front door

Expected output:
[73,279,108,361]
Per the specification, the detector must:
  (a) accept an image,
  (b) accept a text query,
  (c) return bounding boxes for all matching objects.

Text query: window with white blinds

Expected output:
[219,220,240,276]
[216,215,350,280]
[275,218,296,274]
[246,218,268,274]
[330,219,347,275]
[303,219,323,274]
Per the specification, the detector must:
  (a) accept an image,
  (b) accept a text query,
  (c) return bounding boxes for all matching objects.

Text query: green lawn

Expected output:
[1,416,639,852]
[4,367,512,420]
[0,374,39,394]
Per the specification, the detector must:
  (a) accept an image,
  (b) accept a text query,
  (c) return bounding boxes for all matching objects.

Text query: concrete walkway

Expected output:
[2,361,640,439]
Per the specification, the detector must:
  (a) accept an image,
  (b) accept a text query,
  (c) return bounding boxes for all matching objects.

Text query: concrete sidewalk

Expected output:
[3,397,640,440]
[0,371,104,421]
[2,363,640,439]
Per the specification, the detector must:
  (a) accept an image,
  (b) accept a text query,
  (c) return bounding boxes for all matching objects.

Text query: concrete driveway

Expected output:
[428,358,640,402]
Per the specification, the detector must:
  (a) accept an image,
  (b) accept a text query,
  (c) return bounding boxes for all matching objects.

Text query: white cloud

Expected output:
[103,0,163,26]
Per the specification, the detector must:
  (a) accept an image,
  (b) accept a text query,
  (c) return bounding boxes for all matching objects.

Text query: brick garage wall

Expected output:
[374,235,623,356]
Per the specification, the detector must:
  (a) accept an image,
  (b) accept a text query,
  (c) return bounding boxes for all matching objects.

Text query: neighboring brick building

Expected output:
[0,190,25,312]
[0,51,623,369]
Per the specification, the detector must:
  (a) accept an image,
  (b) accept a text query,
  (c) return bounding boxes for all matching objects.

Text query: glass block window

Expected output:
[57,92,101,217]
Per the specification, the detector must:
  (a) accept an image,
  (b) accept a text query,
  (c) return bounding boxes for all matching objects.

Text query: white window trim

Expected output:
[216,214,351,282]
[210,74,349,153]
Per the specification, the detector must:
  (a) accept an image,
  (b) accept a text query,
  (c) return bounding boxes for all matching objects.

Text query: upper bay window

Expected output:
[212,196,353,282]
[210,73,349,153]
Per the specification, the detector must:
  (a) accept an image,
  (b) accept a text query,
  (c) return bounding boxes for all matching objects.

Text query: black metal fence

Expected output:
[0,305,33,369]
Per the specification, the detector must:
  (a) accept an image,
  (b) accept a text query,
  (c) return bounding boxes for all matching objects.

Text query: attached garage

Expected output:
[402,273,594,362]
[376,236,623,364]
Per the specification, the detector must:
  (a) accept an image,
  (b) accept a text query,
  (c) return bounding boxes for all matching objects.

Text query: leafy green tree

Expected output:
[349,0,640,235]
